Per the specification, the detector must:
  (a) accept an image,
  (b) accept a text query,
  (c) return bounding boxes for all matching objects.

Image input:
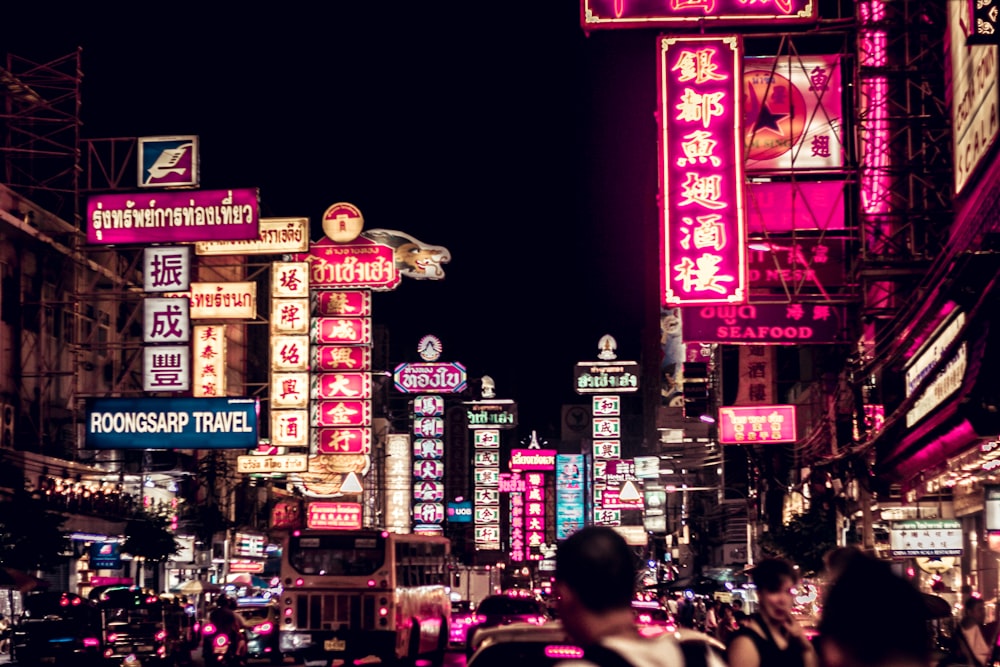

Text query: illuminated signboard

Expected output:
[889,519,962,557]
[291,237,400,291]
[718,405,797,443]
[271,299,310,335]
[682,302,847,344]
[307,502,363,530]
[310,317,373,345]
[581,0,815,28]
[394,362,468,394]
[311,372,373,400]
[233,532,266,558]
[138,135,199,188]
[271,372,310,410]
[659,35,746,307]
[312,427,373,455]
[192,325,226,398]
[509,449,557,471]
[447,501,473,523]
[312,346,372,372]
[465,400,518,429]
[144,247,191,293]
[746,181,847,233]
[90,542,121,569]
[384,434,413,534]
[748,237,849,291]
[313,290,372,317]
[574,361,640,394]
[237,454,308,474]
[143,345,190,393]
[196,217,309,256]
[87,188,260,244]
[312,400,372,427]
[189,282,257,320]
[144,297,190,344]
[85,397,258,449]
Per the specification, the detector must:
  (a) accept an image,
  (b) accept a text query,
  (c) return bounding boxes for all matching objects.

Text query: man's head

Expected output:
[964,597,986,625]
[555,526,637,613]
[819,555,931,667]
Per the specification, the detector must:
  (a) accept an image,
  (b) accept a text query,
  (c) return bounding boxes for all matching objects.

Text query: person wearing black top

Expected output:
[726,558,818,667]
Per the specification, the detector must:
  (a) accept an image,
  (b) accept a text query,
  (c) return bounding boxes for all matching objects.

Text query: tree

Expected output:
[758,504,838,576]
[0,487,68,571]
[121,513,180,563]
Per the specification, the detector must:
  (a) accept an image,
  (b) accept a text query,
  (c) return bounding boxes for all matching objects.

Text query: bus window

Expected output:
[287,533,387,576]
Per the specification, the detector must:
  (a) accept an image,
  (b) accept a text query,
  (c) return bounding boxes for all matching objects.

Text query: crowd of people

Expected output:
[553,527,949,667]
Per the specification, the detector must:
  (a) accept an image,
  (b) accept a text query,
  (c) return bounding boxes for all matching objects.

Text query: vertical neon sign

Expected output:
[659,35,747,306]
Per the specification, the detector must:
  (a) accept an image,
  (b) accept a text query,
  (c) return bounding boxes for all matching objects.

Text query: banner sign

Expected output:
[574,361,640,394]
[195,217,309,256]
[312,427,372,454]
[90,542,122,569]
[306,502,363,530]
[509,449,557,471]
[312,345,372,372]
[447,501,473,523]
[85,397,258,449]
[718,405,797,443]
[87,188,260,244]
[394,362,468,394]
[659,35,747,307]
[682,302,848,343]
[291,237,400,291]
[237,455,308,474]
[581,0,816,28]
[889,519,962,557]
[311,317,372,345]
[312,400,372,427]
[748,237,849,290]
[189,282,257,319]
[312,290,372,317]
[311,372,373,400]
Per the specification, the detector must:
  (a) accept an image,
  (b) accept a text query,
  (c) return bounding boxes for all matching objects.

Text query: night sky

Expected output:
[5,3,661,436]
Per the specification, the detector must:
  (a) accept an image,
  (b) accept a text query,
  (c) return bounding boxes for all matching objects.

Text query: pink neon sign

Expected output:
[658,35,747,306]
[581,0,816,29]
[718,405,797,443]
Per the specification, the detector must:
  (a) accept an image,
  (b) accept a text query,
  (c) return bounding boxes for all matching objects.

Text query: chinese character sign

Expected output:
[581,0,816,28]
[659,35,747,306]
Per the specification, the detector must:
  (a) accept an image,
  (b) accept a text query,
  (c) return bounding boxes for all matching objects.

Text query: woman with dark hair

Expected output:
[726,558,818,667]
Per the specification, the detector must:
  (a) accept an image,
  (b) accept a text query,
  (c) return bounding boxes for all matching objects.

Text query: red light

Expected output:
[379,607,388,617]
[202,624,217,636]
[60,598,70,607]
[107,633,119,643]
[84,638,100,647]
[284,608,293,617]
[367,580,376,588]
[295,578,304,587]
[72,597,82,606]
[214,635,229,648]
[104,649,114,658]
[254,622,273,634]
[155,630,167,641]
[544,646,584,659]
[381,531,389,538]
[292,530,301,537]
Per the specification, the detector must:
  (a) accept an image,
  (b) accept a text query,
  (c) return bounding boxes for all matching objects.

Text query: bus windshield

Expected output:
[287,532,386,576]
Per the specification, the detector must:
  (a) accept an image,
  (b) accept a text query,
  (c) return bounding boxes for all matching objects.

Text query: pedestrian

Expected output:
[955,597,990,667]
[554,526,726,667]
[726,557,818,667]
[715,603,738,645]
[705,599,720,636]
[816,554,931,667]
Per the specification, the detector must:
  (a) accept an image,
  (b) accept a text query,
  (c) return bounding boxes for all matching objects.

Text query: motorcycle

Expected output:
[201,621,246,667]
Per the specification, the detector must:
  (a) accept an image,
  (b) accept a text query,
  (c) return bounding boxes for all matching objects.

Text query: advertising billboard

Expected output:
[718,405,797,443]
[85,397,258,449]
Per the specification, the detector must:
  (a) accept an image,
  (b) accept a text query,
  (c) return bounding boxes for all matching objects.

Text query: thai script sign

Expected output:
[465,400,518,429]
[292,237,400,291]
[313,290,372,317]
[138,135,198,188]
[581,0,815,28]
[718,405,797,443]
[307,502,363,530]
[682,302,847,343]
[574,361,640,394]
[394,362,468,394]
[659,35,747,306]
[189,282,257,319]
[196,217,309,255]
[509,449,557,471]
[744,55,844,172]
[889,519,962,557]
[85,397,258,449]
[237,454,308,474]
[87,188,259,244]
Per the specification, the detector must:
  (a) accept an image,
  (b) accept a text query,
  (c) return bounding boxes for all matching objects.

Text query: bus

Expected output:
[277,529,451,666]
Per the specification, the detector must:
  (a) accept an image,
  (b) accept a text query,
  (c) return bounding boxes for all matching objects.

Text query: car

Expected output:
[11,591,103,666]
[464,591,551,658]
[234,598,283,664]
[467,619,725,667]
[448,600,477,649]
[632,600,676,637]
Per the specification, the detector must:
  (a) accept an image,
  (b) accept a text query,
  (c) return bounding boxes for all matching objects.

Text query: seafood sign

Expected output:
[87,189,259,244]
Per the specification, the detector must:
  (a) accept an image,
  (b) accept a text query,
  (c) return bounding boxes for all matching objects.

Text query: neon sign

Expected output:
[582,0,815,29]
[718,405,797,443]
[659,36,747,306]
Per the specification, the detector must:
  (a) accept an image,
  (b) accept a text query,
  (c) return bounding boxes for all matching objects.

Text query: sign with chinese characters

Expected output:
[144,297,190,344]
[465,400,518,429]
[593,440,622,459]
[312,427,373,454]
[904,311,966,428]
[394,362,468,394]
[138,135,199,188]
[574,361,640,394]
[271,299,310,335]
[311,373,373,400]
[681,302,848,343]
[659,35,746,307]
[735,345,775,404]
[196,217,309,256]
[143,345,190,392]
[889,519,962,557]
[581,0,816,29]
[744,55,844,172]
[272,262,310,298]
[271,336,309,372]
[84,397,258,449]
[271,372,309,409]
[87,188,259,244]
[144,247,191,293]
[311,317,372,345]
[192,325,227,398]
[312,346,371,372]
[747,237,849,291]
[312,400,372,427]
[473,427,502,550]
[385,434,413,534]
[292,237,400,291]
[271,410,309,448]
[307,502,363,530]
[592,395,621,416]
[189,282,257,320]
[313,290,372,317]
[718,405,797,443]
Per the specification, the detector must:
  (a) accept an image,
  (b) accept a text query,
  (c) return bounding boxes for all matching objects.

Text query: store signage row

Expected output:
[84,397,258,449]
[682,303,848,344]
[87,188,260,244]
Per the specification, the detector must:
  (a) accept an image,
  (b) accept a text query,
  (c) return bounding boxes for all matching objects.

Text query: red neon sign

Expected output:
[311,372,373,400]
[306,502,362,530]
[581,0,816,28]
[718,405,797,443]
[658,35,747,306]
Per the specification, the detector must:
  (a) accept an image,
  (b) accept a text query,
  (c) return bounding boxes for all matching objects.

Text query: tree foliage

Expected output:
[0,488,68,571]
[758,504,838,576]
[122,513,180,563]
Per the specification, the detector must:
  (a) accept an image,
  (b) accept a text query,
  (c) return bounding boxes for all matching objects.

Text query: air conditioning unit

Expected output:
[0,402,14,449]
